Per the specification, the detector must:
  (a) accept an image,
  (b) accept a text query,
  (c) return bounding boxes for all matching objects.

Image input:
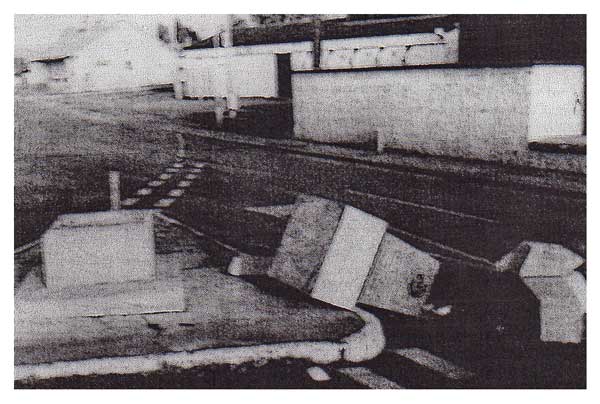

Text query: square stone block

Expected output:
[42,210,156,289]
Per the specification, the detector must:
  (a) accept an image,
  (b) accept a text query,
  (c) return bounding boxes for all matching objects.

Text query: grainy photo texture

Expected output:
[14,14,586,389]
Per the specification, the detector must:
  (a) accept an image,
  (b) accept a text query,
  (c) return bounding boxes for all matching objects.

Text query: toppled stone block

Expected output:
[358,233,440,316]
[503,241,586,343]
[269,196,387,309]
[42,210,156,289]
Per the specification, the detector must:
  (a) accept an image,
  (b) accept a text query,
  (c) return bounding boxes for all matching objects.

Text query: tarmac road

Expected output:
[14,91,586,389]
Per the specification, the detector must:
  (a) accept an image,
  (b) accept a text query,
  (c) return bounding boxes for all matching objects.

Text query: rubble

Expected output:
[499,241,586,343]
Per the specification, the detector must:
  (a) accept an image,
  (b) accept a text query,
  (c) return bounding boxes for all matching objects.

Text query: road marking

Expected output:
[388,348,474,380]
[121,198,139,206]
[173,163,184,168]
[136,188,152,196]
[159,174,172,180]
[337,367,404,389]
[154,198,176,208]
[177,180,192,188]
[148,180,164,187]
[192,162,206,168]
[184,174,198,180]
[166,168,180,173]
[190,168,203,174]
[168,189,185,197]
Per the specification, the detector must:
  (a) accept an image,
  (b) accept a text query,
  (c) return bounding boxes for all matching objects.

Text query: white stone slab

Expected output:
[15,276,185,320]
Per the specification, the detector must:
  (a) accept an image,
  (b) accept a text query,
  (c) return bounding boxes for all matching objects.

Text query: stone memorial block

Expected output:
[42,210,156,289]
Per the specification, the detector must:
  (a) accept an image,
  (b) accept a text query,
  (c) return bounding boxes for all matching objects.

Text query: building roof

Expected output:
[28,19,152,62]
[184,15,457,50]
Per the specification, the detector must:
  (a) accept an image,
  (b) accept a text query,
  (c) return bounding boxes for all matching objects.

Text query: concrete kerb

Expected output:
[178,129,584,195]
[15,306,385,381]
[14,239,41,255]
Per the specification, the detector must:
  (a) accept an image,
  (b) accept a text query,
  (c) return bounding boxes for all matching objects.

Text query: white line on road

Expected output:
[388,348,474,380]
[154,198,176,208]
[168,189,185,197]
[121,198,139,206]
[159,174,172,180]
[136,188,152,196]
[184,174,198,180]
[177,181,192,188]
[337,367,404,389]
[166,168,180,173]
[173,163,184,168]
[190,168,203,174]
[148,180,164,187]
[192,162,206,168]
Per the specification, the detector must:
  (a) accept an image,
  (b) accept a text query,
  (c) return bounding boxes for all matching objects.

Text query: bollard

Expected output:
[109,171,120,210]
[214,100,226,128]
[226,92,239,119]
[376,130,386,154]
[176,133,186,159]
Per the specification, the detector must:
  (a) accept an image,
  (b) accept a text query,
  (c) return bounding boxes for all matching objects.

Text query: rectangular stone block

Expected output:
[269,196,388,309]
[358,233,440,316]
[42,210,156,289]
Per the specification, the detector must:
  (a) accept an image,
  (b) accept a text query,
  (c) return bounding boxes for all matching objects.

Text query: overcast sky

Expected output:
[14,14,230,56]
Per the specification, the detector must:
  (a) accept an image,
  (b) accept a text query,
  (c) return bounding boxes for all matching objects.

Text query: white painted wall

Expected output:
[179,53,278,98]
[292,65,585,172]
[178,27,460,98]
[528,65,585,141]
